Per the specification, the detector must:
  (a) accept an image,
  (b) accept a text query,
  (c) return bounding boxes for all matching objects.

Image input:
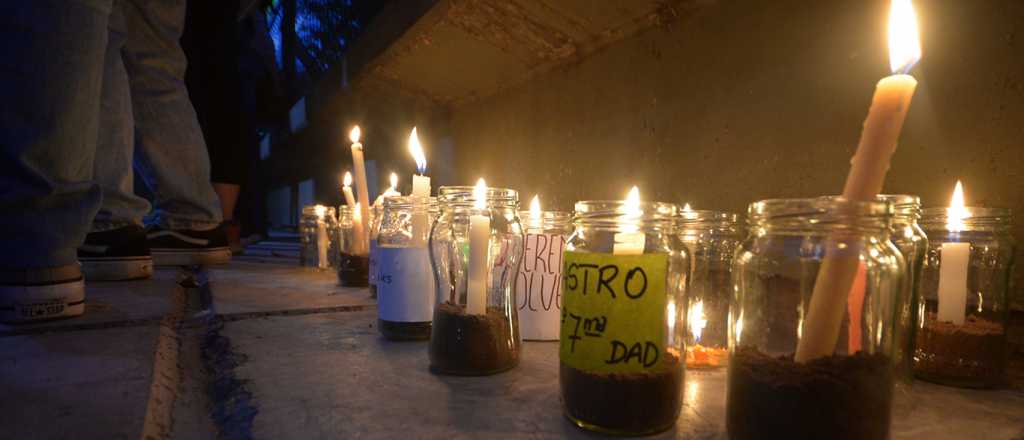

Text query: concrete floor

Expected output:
[2,258,1023,439]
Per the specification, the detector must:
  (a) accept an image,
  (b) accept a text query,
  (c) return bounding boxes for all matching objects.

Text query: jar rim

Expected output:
[382,195,438,208]
[675,209,740,224]
[920,206,1011,219]
[748,197,893,232]
[437,185,518,206]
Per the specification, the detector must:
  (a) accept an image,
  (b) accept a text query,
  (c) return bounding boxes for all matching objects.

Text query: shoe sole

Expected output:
[151,247,232,267]
[80,256,154,281]
[0,279,86,323]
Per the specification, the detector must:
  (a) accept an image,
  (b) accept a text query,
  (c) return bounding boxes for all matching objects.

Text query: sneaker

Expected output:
[0,264,86,323]
[147,224,232,266]
[78,225,154,281]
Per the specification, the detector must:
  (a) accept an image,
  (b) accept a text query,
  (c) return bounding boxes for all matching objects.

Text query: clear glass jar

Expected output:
[516,211,573,341]
[560,201,687,436]
[376,196,439,341]
[299,205,338,270]
[728,197,903,440]
[428,186,524,375]
[915,207,1015,388]
[368,203,384,298]
[675,210,741,369]
[337,205,370,287]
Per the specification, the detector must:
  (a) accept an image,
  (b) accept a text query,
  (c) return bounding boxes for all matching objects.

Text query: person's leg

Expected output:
[214,183,241,221]
[0,0,111,322]
[122,0,229,266]
[80,0,155,281]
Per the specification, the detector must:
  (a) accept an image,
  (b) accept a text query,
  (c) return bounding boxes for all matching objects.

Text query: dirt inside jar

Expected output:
[337,253,369,287]
[379,319,431,341]
[914,312,1007,388]
[429,302,519,375]
[561,350,682,435]
[727,346,893,440]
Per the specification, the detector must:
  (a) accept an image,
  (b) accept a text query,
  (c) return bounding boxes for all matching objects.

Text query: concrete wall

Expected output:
[446,0,1024,305]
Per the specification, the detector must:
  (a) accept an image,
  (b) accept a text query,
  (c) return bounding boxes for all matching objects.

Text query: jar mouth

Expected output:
[676,210,740,224]
[748,197,893,231]
[519,210,573,230]
[383,195,439,209]
[574,201,677,229]
[438,186,518,207]
[920,207,1012,230]
[819,194,920,220]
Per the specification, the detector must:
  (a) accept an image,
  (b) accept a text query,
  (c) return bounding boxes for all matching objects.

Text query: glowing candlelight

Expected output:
[409,128,431,198]
[466,178,490,315]
[613,186,645,255]
[342,172,357,209]
[314,204,329,269]
[797,0,922,362]
[938,181,970,325]
[348,126,369,255]
[688,300,708,343]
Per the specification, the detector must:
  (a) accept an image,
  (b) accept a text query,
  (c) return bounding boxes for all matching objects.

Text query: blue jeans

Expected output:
[0,0,221,270]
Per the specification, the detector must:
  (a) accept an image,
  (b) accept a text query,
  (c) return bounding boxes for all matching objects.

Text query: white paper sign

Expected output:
[377,247,435,322]
[515,233,567,340]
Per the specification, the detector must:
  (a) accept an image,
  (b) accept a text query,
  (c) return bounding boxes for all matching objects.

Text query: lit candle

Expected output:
[342,171,357,209]
[613,186,645,255]
[349,126,370,255]
[797,0,922,362]
[386,173,401,197]
[466,178,490,315]
[528,195,542,229]
[342,171,366,249]
[937,180,970,325]
[314,204,329,269]
[408,128,431,247]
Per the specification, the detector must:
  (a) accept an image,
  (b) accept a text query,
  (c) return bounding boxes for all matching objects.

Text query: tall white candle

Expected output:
[937,180,970,325]
[796,0,922,362]
[342,172,357,209]
[613,186,645,255]
[408,128,432,247]
[466,178,490,315]
[314,205,329,269]
[349,126,370,255]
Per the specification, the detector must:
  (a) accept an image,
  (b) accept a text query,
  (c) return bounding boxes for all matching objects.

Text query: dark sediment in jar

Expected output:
[914,311,1007,388]
[429,302,519,375]
[338,253,370,287]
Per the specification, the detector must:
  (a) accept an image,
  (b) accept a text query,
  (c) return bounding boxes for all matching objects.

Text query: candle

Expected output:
[342,171,357,209]
[937,181,970,325]
[613,186,645,255]
[408,128,431,246]
[314,204,329,269]
[466,178,490,315]
[386,173,400,197]
[349,126,370,255]
[796,0,921,363]
[528,195,542,229]
[342,171,366,249]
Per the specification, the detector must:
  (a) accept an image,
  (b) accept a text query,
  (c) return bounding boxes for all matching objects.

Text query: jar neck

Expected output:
[749,197,893,236]
[382,196,439,214]
[920,207,1012,232]
[820,194,919,225]
[675,210,741,235]
[303,205,335,220]
[438,186,518,210]
[574,201,676,233]
[519,211,572,232]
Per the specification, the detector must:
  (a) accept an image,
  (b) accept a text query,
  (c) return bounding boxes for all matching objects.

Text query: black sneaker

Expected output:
[78,225,154,281]
[147,224,232,266]
[0,264,86,323]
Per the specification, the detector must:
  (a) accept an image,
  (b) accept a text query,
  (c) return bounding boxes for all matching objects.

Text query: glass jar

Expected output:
[337,205,370,287]
[675,210,741,369]
[299,205,338,270]
[560,201,687,436]
[516,210,573,341]
[368,203,384,298]
[728,197,904,440]
[428,186,524,375]
[915,207,1015,388]
[376,196,439,341]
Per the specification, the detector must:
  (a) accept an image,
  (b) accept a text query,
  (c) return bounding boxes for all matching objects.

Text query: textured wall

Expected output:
[446,0,1024,305]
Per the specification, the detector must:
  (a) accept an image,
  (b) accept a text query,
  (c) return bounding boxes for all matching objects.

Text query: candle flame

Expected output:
[667,298,678,338]
[529,195,541,219]
[689,300,708,342]
[888,0,922,74]
[343,171,352,187]
[683,203,692,212]
[408,127,427,174]
[473,178,487,210]
[349,125,361,144]
[314,204,327,219]
[389,172,398,190]
[625,185,640,212]
[947,180,970,232]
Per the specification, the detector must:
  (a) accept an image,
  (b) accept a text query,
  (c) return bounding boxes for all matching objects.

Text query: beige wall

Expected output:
[446,0,1024,306]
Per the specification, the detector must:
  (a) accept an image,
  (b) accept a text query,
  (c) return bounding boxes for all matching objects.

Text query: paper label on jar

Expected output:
[515,233,567,340]
[377,247,435,322]
[559,251,668,374]
[368,239,378,285]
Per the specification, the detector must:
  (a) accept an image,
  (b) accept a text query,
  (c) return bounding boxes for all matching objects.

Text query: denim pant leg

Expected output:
[122,0,222,231]
[92,0,153,232]
[0,0,111,270]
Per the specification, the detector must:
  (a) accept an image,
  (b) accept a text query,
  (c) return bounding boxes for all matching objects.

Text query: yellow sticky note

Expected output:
[559,251,668,374]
